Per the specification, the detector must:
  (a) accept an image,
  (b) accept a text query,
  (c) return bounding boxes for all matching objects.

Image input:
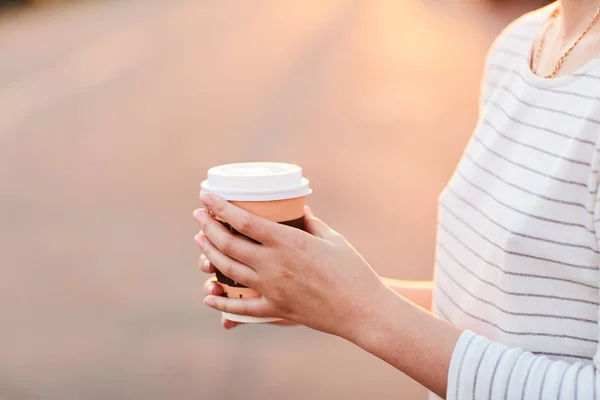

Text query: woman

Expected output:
[194,1,600,398]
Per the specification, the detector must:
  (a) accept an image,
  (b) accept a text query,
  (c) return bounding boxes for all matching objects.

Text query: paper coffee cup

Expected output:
[200,162,312,323]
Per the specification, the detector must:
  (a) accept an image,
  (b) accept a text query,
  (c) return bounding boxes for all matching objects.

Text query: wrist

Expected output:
[381,278,434,311]
[340,281,405,345]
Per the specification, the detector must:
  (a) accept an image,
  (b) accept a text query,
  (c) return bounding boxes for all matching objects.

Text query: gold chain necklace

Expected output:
[532,5,600,79]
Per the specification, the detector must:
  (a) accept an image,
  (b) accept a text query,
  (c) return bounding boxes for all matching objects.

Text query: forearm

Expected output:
[347,284,461,398]
[344,285,600,399]
[382,277,434,311]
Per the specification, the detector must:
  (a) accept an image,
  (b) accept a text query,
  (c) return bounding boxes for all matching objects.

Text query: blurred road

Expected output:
[0,1,536,399]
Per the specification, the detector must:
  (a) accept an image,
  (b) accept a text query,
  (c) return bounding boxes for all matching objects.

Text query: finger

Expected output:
[198,232,261,288]
[221,314,242,330]
[269,320,297,326]
[203,295,276,318]
[194,212,262,265]
[204,278,224,296]
[303,205,341,242]
[198,193,281,244]
[199,254,217,273]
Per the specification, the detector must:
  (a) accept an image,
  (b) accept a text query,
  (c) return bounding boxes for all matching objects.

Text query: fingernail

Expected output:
[194,209,207,223]
[200,193,213,208]
[204,296,217,308]
[195,233,206,249]
[199,256,210,271]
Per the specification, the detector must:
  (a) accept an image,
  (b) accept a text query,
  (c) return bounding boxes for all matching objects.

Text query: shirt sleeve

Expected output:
[446,330,599,399]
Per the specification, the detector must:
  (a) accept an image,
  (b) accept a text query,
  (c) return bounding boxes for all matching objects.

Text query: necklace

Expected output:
[532,5,600,79]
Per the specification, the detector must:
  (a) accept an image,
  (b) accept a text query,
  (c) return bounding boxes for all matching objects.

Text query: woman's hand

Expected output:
[200,266,296,329]
[193,193,387,339]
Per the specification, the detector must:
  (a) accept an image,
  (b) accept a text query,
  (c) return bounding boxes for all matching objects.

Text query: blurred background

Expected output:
[0,0,550,399]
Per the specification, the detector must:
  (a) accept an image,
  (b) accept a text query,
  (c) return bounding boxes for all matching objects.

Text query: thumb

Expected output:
[304,205,338,240]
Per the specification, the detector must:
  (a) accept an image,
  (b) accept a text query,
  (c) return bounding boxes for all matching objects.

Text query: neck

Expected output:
[558,0,600,37]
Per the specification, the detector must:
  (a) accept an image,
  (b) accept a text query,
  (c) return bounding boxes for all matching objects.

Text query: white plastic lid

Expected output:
[200,162,311,201]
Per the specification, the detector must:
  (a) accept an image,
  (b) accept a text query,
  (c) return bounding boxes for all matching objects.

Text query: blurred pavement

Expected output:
[0,1,538,399]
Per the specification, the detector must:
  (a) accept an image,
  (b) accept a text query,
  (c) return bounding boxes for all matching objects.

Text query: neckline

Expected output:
[520,7,600,88]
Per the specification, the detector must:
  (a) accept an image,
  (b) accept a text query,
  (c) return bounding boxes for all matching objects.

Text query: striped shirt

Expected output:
[431,5,600,399]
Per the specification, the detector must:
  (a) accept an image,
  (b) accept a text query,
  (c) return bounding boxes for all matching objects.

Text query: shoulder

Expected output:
[501,5,553,37]
[480,5,555,87]
[487,5,554,61]
[477,6,555,108]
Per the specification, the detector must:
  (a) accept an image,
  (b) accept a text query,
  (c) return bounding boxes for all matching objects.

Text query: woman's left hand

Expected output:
[193,193,386,339]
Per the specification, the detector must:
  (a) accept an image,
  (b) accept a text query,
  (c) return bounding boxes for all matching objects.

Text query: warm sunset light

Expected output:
[0,0,563,399]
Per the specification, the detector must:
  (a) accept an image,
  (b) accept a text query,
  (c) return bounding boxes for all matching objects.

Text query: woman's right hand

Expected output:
[200,255,297,329]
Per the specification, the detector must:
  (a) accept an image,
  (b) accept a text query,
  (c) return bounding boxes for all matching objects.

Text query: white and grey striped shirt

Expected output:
[432,5,600,399]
